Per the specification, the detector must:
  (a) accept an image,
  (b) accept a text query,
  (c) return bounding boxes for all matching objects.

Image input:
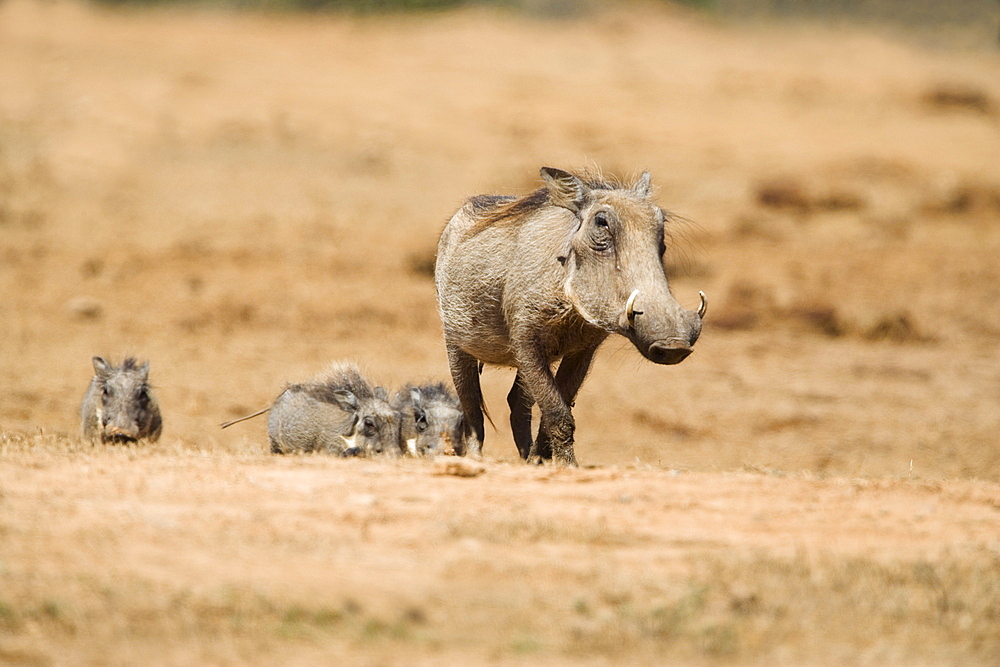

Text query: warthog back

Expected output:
[80,356,162,443]
[392,382,465,457]
[268,361,402,457]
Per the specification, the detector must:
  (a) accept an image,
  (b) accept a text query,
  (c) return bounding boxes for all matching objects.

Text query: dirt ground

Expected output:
[1,0,998,664]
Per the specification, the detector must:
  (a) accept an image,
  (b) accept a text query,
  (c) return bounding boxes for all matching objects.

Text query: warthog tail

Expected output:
[220,406,271,429]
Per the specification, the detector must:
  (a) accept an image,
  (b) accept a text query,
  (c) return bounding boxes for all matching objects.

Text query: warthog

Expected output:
[435,167,706,465]
[80,356,162,443]
[392,382,465,457]
[267,361,402,457]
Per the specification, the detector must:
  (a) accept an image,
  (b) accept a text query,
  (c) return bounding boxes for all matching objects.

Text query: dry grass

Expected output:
[2,0,1000,663]
[1,439,998,665]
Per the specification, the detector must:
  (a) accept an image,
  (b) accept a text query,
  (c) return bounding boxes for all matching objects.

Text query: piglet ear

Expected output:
[631,171,652,199]
[92,356,112,378]
[332,390,358,413]
[409,386,423,410]
[375,386,389,402]
[541,167,589,214]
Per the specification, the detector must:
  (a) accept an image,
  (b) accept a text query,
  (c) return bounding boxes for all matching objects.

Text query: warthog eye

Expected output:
[415,414,428,432]
[591,212,613,252]
[361,416,377,435]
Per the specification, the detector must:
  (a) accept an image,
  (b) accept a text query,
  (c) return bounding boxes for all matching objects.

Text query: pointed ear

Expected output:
[332,389,358,413]
[409,386,423,410]
[631,171,652,199]
[540,167,589,214]
[138,360,151,380]
[375,386,389,402]
[92,356,112,377]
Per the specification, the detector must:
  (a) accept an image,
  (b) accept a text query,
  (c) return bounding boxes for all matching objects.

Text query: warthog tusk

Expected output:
[697,291,708,319]
[625,289,642,329]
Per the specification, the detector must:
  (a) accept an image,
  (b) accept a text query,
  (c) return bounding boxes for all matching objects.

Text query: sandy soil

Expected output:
[1,0,998,664]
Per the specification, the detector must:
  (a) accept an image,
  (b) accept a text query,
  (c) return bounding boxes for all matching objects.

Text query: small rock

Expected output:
[433,458,486,478]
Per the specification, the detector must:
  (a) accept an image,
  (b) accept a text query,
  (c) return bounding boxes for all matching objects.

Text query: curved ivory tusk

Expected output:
[697,291,708,319]
[625,289,641,328]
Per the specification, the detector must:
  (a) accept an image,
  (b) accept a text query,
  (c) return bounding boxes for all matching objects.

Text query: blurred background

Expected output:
[1,0,998,477]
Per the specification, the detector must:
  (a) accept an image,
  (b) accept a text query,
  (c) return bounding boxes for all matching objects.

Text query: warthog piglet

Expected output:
[80,356,162,443]
[268,361,402,457]
[392,382,465,457]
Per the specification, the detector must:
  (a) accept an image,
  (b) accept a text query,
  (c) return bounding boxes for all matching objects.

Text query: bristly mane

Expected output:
[416,381,458,402]
[462,171,624,239]
[293,361,374,404]
[120,357,142,372]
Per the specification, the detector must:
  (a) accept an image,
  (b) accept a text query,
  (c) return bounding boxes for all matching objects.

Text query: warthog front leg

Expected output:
[531,407,574,465]
[530,346,599,464]
[446,343,485,458]
[507,371,533,460]
[515,343,594,466]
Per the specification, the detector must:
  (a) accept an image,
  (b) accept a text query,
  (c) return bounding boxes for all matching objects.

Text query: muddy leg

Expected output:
[531,346,598,464]
[535,406,575,466]
[446,343,485,457]
[514,343,576,466]
[507,372,534,460]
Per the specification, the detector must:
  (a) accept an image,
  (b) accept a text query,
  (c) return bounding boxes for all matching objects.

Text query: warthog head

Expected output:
[331,386,402,458]
[546,167,705,365]
[393,383,465,457]
[82,356,162,443]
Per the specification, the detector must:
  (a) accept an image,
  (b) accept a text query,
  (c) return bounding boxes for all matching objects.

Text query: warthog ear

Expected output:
[375,386,389,402]
[631,171,652,199]
[92,356,112,378]
[409,386,423,410]
[541,167,589,214]
[332,389,358,413]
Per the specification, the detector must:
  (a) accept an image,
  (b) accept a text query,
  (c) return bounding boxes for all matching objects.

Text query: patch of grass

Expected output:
[445,514,640,546]
[710,282,937,344]
[0,598,76,634]
[96,0,465,10]
[5,583,434,651]
[277,604,345,638]
[89,0,594,15]
[2,547,997,664]
[509,632,544,654]
[0,599,22,631]
[564,551,1000,663]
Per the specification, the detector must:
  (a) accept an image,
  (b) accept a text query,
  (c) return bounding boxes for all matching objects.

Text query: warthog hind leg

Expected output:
[507,372,534,460]
[447,343,485,458]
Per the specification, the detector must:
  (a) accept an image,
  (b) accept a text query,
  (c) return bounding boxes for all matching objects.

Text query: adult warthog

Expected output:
[435,167,706,466]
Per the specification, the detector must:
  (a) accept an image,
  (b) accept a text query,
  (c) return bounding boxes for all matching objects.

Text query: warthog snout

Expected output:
[103,425,140,443]
[623,289,706,365]
[646,340,693,365]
